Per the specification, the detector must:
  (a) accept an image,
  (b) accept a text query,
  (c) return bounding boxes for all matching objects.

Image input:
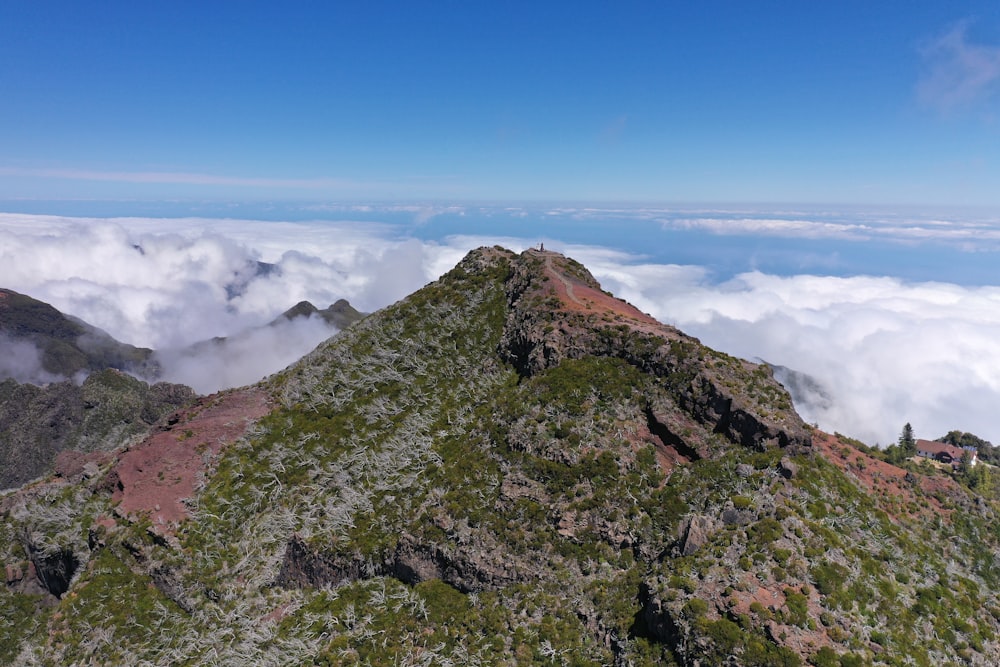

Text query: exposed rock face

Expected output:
[29,546,79,598]
[779,455,800,479]
[277,532,523,594]
[499,249,812,454]
[679,514,719,556]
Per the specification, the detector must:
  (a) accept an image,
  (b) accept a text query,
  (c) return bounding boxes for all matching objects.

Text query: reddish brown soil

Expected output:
[54,450,113,480]
[110,387,271,529]
[532,250,663,330]
[812,430,962,520]
[617,420,692,482]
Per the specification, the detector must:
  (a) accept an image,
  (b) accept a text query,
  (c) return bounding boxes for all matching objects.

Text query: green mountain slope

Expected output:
[0,370,195,490]
[0,288,157,379]
[2,247,999,666]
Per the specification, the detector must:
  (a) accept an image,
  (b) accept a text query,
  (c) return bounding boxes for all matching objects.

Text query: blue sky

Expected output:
[5,3,1000,446]
[3,1,1000,204]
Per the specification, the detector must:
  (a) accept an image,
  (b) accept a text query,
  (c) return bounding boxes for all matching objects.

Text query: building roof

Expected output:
[915,439,973,461]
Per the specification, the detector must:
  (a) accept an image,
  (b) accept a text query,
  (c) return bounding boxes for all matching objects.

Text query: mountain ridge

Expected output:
[1,246,998,666]
[0,288,157,380]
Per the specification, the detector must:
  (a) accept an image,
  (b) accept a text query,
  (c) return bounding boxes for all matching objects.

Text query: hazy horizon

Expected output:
[4,201,1000,448]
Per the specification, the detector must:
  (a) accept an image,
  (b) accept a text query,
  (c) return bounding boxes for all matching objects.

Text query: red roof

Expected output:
[915,439,973,461]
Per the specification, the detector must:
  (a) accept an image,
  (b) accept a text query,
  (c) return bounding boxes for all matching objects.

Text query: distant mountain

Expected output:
[276,298,364,330]
[150,298,365,393]
[0,288,157,380]
[2,248,1000,665]
[224,259,278,300]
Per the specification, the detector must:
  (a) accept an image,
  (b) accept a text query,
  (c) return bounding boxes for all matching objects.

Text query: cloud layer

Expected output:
[2,212,1000,447]
[0,214,465,393]
[593,266,1000,446]
[0,333,66,386]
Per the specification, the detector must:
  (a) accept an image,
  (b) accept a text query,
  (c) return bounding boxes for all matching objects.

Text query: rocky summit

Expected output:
[2,247,1000,666]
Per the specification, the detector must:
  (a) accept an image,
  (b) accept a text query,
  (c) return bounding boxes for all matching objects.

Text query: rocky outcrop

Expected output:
[277,532,524,594]
[678,514,719,556]
[779,456,800,479]
[638,583,688,658]
[27,543,79,598]
[499,250,811,454]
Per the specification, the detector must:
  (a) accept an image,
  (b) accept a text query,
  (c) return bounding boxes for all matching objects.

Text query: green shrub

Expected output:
[811,562,848,596]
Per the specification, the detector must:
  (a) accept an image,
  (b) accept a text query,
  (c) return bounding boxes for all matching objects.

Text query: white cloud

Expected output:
[919,21,1000,113]
[0,214,467,393]
[154,315,338,394]
[595,269,1000,446]
[0,333,65,385]
[3,212,1000,447]
[664,217,865,239]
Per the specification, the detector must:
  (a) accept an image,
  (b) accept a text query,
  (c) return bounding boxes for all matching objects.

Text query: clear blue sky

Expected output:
[3,1,1000,205]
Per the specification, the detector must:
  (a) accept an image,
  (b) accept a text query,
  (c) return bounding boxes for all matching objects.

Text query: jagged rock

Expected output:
[278,530,524,595]
[721,507,755,526]
[679,515,719,556]
[28,545,79,598]
[779,456,799,479]
[149,564,196,614]
[557,510,578,538]
[276,535,355,589]
[5,562,22,585]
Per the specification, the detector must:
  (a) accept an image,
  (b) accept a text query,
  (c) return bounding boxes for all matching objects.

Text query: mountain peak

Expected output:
[276,298,363,330]
[488,247,812,454]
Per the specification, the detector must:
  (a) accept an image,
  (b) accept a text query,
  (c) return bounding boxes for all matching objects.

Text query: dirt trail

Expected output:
[545,254,581,306]
[534,249,661,328]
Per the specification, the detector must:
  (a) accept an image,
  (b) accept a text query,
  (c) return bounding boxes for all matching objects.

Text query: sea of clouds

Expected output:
[2,210,1000,447]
